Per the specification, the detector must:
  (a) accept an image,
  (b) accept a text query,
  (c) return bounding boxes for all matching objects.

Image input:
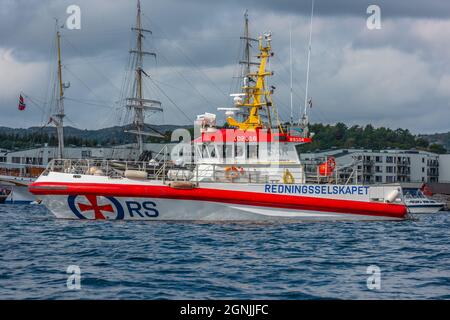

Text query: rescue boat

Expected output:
[29,16,408,221]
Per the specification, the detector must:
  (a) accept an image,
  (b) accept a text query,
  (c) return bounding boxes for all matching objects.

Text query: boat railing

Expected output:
[42,159,286,184]
[44,156,366,186]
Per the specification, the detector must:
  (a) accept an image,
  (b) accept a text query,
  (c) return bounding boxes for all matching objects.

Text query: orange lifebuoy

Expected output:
[319,157,336,176]
[225,166,240,180]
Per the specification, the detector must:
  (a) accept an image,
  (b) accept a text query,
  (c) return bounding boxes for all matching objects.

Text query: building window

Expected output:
[81,150,92,158]
[375,176,382,183]
[422,167,425,173]
[375,156,382,162]
[386,176,394,183]
[12,157,21,164]
[386,166,394,173]
[386,156,393,163]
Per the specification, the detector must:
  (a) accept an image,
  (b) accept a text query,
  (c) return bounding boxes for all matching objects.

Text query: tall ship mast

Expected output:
[124,0,163,155]
[52,22,68,159]
[236,11,258,121]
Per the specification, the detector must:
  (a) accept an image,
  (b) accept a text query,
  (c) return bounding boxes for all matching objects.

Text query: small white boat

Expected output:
[0,176,36,204]
[404,189,445,214]
[0,186,11,204]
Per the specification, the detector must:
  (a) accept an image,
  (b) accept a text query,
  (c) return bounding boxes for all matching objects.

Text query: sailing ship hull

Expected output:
[30,173,408,221]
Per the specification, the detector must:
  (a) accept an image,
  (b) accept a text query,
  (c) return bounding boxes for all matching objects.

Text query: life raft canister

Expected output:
[318,157,336,176]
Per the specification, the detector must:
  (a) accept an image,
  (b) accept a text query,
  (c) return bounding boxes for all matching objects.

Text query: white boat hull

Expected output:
[40,195,403,221]
[407,205,444,214]
[0,175,37,204]
[4,185,36,204]
[30,172,408,221]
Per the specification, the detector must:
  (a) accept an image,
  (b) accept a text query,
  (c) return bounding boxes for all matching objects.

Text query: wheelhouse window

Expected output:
[235,144,245,158]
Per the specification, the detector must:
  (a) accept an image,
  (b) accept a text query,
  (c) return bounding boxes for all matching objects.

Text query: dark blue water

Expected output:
[0,204,449,299]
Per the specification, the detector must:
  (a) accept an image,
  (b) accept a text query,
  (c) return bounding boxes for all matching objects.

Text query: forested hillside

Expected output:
[0,123,447,154]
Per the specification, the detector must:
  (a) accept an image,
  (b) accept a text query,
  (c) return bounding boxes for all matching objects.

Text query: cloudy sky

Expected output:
[0,0,449,134]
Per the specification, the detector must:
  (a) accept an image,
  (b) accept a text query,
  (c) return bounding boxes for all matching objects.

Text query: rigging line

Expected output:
[63,30,130,37]
[143,78,189,124]
[40,31,57,127]
[142,13,228,98]
[170,41,228,98]
[273,54,305,98]
[64,115,81,128]
[62,36,122,91]
[22,94,50,106]
[151,78,199,95]
[20,94,47,114]
[228,39,243,99]
[117,39,134,125]
[65,96,120,104]
[63,65,109,103]
[147,78,193,123]
[64,97,117,109]
[272,99,291,120]
[157,54,222,108]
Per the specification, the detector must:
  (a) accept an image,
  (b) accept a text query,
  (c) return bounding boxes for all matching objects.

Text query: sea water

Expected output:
[0,204,449,299]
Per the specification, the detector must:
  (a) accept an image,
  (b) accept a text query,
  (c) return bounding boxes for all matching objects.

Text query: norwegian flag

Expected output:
[18,94,26,111]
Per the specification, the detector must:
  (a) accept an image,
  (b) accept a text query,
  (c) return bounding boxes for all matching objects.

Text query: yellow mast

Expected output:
[227,33,277,131]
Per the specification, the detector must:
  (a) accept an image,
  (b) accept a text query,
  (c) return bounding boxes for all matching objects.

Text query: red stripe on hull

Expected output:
[29,182,407,219]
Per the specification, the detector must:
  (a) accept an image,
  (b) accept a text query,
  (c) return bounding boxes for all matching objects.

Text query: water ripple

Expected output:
[0,204,449,299]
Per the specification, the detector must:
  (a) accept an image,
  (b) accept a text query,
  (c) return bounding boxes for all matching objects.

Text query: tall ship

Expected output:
[0,1,161,204]
[29,2,408,221]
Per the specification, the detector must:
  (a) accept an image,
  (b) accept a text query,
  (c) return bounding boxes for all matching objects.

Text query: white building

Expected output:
[439,154,450,183]
[301,149,441,184]
[0,143,173,167]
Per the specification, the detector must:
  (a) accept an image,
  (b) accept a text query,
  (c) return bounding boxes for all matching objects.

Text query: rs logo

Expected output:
[68,195,124,220]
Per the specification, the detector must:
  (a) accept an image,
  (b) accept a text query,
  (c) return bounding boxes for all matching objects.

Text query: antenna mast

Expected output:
[289,25,293,125]
[301,0,314,125]
[126,0,162,155]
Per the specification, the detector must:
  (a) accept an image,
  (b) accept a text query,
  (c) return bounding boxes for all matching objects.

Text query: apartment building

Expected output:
[301,149,441,184]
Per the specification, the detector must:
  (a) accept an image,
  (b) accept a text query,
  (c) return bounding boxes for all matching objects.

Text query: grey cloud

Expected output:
[0,0,449,134]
